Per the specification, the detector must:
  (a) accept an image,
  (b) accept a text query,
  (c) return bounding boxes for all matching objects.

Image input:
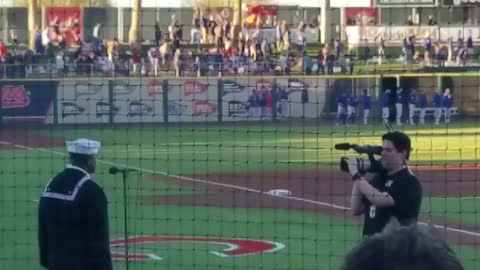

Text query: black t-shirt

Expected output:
[362,167,422,236]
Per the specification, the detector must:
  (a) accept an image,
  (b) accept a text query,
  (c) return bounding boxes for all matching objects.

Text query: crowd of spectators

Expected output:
[0,10,477,79]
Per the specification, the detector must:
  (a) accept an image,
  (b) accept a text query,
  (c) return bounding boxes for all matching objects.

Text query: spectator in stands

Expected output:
[191,19,202,45]
[433,89,444,125]
[443,88,454,124]
[34,26,44,55]
[428,15,437,25]
[395,88,404,126]
[334,37,343,61]
[467,35,474,56]
[322,43,330,68]
[302,51,313,75]
[93,23,102,40]
[407,15,414,25]
[456,45,467,66]
[106,38,118,63]
[0,41,7,62]
[381,89,391,125]
[295,22,307,54]
[408,89,416,125]
[424,35,433,66]
[377,36,385,65]
[315,50,325,75]
[418,89,427,125]
[340,221,464,270]
[148,45,160,76]
[362,89,371,125]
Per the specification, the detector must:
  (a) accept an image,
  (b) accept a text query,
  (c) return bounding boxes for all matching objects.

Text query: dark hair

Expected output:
[382,131,412,160]
[340,222,464,270]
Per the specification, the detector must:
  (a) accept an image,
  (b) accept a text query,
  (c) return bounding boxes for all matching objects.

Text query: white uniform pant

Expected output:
[419,108,426,124]
[434,107,442,125]
[382,107,389,124]
[408,104,415,125]
[396,103,403,125]
[363,109,370,125]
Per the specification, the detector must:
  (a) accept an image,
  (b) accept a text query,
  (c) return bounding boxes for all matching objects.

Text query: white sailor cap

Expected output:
[66,138,101,155]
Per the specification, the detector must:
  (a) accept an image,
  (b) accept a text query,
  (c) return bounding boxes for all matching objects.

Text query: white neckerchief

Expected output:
[66,164,91,179]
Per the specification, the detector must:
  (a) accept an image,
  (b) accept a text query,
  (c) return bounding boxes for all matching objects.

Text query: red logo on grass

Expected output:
[193,100,217,116]
[110,236,284,260]
[1,85,31,108]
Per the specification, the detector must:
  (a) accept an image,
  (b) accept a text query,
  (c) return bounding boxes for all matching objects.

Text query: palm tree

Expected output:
[128,0,142,45]
[28,0,39,50]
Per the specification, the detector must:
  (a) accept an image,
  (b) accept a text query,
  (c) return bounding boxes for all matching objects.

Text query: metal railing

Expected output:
[0,56,478,79]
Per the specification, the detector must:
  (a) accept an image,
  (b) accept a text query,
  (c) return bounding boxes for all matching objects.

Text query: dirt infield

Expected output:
[141,167,480,248]
[0,129,64,149]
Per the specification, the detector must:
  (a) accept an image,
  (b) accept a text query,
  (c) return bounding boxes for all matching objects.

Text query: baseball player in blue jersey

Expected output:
[362,89,372,125]
[381,89,391,125]
[336,92,347,125]
[408,90,417,125]
[395,88,404,126]
[433,89,444,125]
[417,89,427,125]
[443,88,454,124]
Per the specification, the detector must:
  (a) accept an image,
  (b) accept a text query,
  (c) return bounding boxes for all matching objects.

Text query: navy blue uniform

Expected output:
[38,165,112,270]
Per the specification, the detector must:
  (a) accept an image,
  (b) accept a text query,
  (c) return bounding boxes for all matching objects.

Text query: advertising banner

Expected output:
[46,7,83,45]
[275,78,327,119]
[57,80,109,124]
[375,0,436,6]
[331,0,372,7]
[442,0,480,6]
[1,81,56,123]
[222,78,270,121]
[345,8,378,25]
[112,79,163,123]
[346,25,439,44]
[167,79,218,122]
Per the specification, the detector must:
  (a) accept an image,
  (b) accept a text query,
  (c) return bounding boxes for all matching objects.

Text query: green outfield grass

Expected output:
[1,121,480,270]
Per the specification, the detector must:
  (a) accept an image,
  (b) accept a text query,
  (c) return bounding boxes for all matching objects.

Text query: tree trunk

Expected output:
[28,0,38,50]
[128,0,141,45]
[231,0,242,43]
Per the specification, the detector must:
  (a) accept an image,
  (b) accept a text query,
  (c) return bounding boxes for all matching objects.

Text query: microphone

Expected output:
[334,143,357,150]
[109,167,137,175]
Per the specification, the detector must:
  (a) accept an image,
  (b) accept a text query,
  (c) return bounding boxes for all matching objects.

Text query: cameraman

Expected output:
[346,131,422,237]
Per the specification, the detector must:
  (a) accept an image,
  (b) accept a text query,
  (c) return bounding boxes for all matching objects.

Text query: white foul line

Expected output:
[2,141,480,237]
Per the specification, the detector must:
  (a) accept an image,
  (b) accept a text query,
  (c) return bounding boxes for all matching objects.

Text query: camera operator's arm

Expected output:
[350,181,364,215]
[347,161,395,207]
[356,178,395,207]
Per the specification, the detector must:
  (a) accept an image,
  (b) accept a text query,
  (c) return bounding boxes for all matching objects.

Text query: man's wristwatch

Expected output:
[352,172,363,181]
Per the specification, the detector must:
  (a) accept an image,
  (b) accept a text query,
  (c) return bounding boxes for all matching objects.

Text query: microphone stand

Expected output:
[121,170,129,270]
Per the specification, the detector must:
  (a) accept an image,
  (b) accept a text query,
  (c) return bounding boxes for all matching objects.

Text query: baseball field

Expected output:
[1,120,480,270]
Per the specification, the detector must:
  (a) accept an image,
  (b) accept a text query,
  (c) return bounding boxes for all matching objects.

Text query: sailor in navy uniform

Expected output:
[38,139,112,270]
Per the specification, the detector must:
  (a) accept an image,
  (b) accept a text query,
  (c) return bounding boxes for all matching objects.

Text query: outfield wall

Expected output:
[0,77,329,124]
